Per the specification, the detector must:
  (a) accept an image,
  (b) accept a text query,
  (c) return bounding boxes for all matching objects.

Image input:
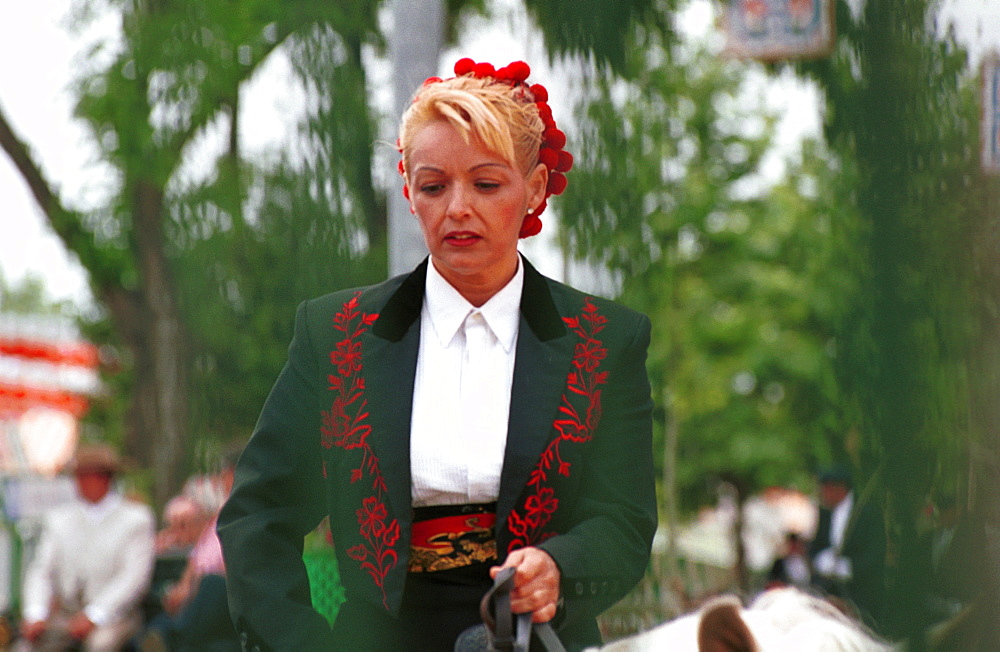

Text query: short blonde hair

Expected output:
[398,75,544,178]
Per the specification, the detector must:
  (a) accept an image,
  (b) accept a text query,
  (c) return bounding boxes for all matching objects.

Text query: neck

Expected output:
[433,255,519,307]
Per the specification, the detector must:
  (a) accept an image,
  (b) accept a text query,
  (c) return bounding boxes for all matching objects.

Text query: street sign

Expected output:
[723,0,835,61]
[982,52,1000,175]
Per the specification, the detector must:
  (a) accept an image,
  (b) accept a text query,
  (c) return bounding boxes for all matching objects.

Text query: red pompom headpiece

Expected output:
[398,57,572,238]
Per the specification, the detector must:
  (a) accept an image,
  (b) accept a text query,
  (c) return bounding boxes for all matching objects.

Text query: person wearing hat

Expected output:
[139,447,242,651]
[808,464,887,632]
[18,443,156,651]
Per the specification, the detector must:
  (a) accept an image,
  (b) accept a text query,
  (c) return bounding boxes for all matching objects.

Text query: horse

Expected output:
[592,587,895,652]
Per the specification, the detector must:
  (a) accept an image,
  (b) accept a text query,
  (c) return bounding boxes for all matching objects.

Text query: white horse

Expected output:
[593,588,896,652]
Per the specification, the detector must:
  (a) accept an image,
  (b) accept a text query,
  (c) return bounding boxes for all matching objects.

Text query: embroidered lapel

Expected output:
[367,260,427,526]
[497,260,572,536]
[500,261,611,553]
[323,263,425,612]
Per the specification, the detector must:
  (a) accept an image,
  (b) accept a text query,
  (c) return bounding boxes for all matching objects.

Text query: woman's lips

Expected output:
[445,232,481,246]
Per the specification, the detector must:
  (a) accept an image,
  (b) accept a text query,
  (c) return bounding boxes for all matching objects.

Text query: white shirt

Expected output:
[830,491,853,550]
[814,491,854,580]
[22,490,156,625]
[409,256,522,507]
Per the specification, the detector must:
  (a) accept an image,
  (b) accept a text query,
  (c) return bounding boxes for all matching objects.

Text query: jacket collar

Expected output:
[371,256,566,343]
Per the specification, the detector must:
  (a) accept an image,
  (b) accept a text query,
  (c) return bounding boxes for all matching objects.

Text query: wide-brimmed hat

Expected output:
[67,443,124,475]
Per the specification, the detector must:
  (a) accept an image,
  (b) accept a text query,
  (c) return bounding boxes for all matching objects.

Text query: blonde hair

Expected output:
[398,75,544,178]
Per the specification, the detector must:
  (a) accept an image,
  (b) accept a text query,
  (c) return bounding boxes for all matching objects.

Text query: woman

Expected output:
[218,57,656,651]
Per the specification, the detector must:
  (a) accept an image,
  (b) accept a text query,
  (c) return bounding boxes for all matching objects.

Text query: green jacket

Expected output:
[218,257,657,650]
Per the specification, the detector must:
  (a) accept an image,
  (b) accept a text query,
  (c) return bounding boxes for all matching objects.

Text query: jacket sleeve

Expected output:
[539,311,658,627]
[217,300,332,651]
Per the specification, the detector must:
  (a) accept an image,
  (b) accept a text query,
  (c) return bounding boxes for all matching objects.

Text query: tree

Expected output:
[558,9,855,590]
[561,27,846,500]
[794,0,991,640]
[0,272,72,316]
[0,0,386,506]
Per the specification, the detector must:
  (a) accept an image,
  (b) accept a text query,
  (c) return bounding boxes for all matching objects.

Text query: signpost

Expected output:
[723,0,835,61]
[982,52,1000,175]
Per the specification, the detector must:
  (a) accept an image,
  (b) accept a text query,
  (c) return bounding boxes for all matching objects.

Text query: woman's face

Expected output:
[407,120,546,304]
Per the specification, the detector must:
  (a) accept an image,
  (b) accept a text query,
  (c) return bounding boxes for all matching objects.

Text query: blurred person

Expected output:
[767,532,811,589]
[18,443,156,651]
[218,56,656,651]
[741,488,790,573]
[143,495,210,628]
[809,465,887,631]
[155,496,210,556]
[140,449,240,651]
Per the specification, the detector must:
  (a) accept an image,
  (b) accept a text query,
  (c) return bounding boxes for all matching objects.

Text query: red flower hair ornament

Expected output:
[398,57,573,238]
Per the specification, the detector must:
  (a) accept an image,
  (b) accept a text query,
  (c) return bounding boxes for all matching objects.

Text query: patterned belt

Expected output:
[408,502,498,573]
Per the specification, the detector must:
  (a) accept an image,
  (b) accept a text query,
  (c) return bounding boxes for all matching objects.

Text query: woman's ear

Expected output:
[527,162,548,211]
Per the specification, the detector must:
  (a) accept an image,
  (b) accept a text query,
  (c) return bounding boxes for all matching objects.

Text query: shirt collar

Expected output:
[81,490,122,521]
[424,256,523,353]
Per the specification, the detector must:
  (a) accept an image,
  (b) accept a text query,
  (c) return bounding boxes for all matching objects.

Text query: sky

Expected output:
[1,0,998,309]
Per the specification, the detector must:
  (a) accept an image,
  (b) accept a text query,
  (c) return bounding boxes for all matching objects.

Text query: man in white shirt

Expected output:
[19,444,156,651]
[808,465,887,630]
[812,477,854,584]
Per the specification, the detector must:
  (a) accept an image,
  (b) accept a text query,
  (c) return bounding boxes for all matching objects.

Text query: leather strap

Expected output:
[479,567,566,652]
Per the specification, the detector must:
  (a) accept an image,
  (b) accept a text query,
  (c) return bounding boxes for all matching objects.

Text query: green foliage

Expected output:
[174,162,385,441]
[791,0,986,637]
[523,0,675,74]
[57,0,391,479]
[154,4,389,442]
[798,0,977,487]
[0,273,71,316]
[560,22,853,512]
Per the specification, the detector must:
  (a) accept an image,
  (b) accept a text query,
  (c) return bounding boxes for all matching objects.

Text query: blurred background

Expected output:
[1,0,999,647]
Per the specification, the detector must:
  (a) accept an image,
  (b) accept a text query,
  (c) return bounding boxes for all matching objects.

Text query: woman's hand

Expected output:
[490,547,561,623]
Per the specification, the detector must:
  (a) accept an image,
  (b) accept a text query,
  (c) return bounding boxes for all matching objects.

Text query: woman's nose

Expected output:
[446,184,472,219]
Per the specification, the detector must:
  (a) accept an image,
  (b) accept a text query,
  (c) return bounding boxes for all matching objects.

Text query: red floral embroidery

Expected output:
[322,292,398,608]
[508,298,608,552]
[358,496,388,539]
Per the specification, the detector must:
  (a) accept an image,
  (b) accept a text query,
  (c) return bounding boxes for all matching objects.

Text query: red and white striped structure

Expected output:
[0,314,101,476]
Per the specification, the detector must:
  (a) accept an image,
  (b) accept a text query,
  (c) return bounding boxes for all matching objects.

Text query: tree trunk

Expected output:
[1,104,189,508]
[129,180,189,509]
[967,183,1000,649]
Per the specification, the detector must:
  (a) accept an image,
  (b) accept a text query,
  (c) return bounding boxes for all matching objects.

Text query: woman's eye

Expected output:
[476,181,500,191]
[420,183,444,194]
